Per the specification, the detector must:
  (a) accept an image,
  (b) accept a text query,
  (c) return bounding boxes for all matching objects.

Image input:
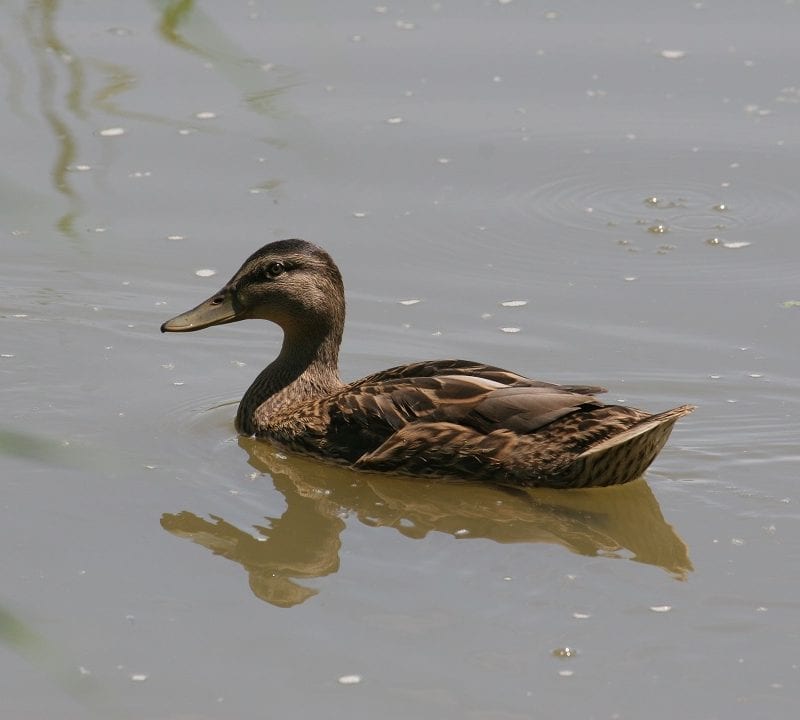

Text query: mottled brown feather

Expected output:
[162,239,695,488]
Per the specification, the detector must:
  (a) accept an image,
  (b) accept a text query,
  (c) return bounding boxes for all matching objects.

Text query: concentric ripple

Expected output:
[517,174,800,235]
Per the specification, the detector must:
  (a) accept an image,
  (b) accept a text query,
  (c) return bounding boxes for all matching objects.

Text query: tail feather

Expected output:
[562,404,696,488]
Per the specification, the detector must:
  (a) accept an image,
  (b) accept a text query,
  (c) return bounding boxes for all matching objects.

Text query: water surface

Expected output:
[2,1,799,718]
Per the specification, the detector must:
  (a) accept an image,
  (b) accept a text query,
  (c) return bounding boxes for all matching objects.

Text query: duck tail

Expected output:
[561,404,696,488]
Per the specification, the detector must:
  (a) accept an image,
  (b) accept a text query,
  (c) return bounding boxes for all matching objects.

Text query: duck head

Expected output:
[160,239,345,337]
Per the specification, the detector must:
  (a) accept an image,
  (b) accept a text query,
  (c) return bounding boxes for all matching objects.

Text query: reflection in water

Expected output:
[162,438,692,608]
[153,0,298,118]
[21,0,84,237]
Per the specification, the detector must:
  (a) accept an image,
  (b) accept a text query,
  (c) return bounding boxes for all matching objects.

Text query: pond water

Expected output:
[2,1,799,718]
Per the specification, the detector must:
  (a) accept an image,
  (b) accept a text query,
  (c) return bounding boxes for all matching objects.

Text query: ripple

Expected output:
[516,174,800,235]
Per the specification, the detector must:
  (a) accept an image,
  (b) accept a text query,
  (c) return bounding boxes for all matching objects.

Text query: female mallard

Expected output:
[162,239,694,488]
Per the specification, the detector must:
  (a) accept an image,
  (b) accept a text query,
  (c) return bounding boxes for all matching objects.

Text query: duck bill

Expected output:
[161,290,241,333]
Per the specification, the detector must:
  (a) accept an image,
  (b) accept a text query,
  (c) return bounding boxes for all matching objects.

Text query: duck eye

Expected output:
[266,261,286,278]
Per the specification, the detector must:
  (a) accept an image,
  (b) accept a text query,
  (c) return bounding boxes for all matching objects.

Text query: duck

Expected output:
[161,239,694,489]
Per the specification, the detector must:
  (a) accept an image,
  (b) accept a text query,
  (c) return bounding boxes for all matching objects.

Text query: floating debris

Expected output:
[195,269,216,277]
[712,203,729,211]
[500,300,527,307]
[660,49,687,60]
[99,127,125,137]
[130,673,148,683]
[500,327,521,333]
[352,211,368,218]
[194,111,217,120]
[647,223,668,234]
[338,674,362,685]
[572,612,591,620]
[780,300,800,308]
[649,605,672,613]
[386,116,404,124]
[398,299,421,306]
[167,235,185,241]
[722,241,750,249]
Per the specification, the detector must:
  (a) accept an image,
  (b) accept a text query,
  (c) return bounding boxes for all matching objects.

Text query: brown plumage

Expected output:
[161,239,694,488]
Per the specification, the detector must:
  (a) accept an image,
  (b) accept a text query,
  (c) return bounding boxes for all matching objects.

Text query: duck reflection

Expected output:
[161,438,692,608]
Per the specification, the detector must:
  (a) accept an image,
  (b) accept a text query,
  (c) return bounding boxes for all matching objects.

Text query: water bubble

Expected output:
[552,647,578,658]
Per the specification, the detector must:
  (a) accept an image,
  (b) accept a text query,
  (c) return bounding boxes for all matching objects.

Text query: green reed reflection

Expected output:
[162,438,693,608]
[22,0,84,237]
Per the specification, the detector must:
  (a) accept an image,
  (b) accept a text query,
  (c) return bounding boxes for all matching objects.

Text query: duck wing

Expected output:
[319,373,602,464]
[355,359,607,396]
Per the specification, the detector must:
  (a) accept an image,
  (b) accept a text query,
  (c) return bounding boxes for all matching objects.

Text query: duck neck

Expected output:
[236,321,343,435]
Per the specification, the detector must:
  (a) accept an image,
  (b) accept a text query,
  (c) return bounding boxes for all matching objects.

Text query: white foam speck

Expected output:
[195,268,217,277]
[398,299,421,306]
[501,300,527,307]
[338,674,362,685]
[649,605,672,613]
[660,49,687,60]
[99,127,125,137]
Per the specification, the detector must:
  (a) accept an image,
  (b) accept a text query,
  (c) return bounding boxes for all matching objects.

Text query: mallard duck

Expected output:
[161,239,694,488]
